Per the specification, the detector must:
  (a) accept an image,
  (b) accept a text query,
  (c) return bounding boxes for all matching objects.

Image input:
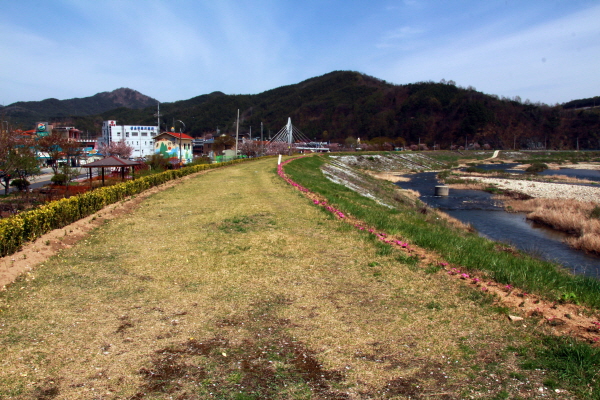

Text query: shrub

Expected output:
[145,154,170,171]
[525,163,548,173]
[190,156,211,166]
[51,174,68,185]
[10,179,30,191]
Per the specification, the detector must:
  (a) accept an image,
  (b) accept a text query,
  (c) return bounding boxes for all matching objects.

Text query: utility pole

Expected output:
[261,122,264,156]
[235,109,239,159]
[177,120,185,165]
[155,102,161,134]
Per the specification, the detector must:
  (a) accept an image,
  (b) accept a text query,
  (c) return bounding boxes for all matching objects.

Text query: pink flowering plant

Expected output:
[278,156,415,255]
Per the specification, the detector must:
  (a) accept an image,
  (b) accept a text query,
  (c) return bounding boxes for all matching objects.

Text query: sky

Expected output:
[2,0,599,106]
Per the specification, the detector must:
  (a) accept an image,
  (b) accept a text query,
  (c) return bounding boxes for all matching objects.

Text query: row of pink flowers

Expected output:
[277,161,312,194]
[278,158,346,219]
[278,157,414,250]
[447,267,489,290]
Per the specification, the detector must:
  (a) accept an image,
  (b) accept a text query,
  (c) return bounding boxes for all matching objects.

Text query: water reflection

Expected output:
[463,162,600,182]
[396,171,600,278]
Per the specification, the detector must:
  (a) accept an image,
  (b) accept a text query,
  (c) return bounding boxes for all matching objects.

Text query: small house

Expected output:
[154,131,194,164]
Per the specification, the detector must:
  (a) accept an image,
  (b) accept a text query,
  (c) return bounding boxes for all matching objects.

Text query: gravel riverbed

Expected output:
[464,176,600,203]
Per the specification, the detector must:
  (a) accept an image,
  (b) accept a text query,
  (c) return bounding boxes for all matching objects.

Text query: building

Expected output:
[154,131,193,164]
[100,120,158,159]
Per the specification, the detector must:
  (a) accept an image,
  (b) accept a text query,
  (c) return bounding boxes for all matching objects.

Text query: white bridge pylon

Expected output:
[270,118,312,144]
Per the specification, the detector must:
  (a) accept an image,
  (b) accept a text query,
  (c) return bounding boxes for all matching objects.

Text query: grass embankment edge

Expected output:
[280,155,600,398]
[283,155,600,310]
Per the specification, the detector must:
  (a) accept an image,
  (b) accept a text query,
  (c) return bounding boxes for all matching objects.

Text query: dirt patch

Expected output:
[131,299,349,399]
[0,169,216,290]
[445,267,600,345]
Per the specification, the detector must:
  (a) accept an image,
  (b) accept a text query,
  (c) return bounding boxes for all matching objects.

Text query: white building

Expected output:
[100,120,158,159]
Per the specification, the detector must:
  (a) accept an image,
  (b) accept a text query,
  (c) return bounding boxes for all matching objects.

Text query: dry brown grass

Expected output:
[0,158,580,399]
[445,182,488,190]
[567,233,600,254]
[502,197,600,254]
[404,188,421,198]
[434,209,475,232]
[367,171,411,183]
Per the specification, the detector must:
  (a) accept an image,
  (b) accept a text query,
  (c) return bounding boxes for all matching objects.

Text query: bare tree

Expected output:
[213,135,235,155]
[37,131,68,174]
[0,132,38,195]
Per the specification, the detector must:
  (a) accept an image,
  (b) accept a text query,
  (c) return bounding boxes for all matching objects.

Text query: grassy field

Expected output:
[0,157,598,399]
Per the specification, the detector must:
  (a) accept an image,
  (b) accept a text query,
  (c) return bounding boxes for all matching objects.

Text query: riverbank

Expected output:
[298,154,600,301]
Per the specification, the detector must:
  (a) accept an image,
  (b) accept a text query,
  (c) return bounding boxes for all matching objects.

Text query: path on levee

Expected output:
[0,158,570,399]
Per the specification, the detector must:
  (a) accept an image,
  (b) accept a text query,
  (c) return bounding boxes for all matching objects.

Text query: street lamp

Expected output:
[177,120,185,166]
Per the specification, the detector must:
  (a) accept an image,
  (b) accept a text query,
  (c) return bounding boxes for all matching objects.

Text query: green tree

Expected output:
[344,136,357,149]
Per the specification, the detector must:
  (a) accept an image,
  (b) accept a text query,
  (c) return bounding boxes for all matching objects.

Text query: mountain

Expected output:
[3,72,600,150]
[104,71,599,150]
[0,88,157,126]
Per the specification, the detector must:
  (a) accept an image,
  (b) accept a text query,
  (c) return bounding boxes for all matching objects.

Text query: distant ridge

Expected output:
[2,71,600,150]
[0,88,158,125]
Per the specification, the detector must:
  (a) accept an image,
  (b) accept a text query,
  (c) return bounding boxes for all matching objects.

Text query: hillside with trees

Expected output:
[0,88,157,127]
[4,71,600,150]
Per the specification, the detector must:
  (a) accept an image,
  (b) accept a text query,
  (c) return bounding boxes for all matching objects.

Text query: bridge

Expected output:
[270,118,329,152]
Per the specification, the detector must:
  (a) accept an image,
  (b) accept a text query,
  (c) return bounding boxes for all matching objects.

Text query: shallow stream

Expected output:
[396,171,600,278]
[464,162,600,182]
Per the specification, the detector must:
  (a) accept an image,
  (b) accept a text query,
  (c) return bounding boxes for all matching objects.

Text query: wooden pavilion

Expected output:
[80,156,141,187]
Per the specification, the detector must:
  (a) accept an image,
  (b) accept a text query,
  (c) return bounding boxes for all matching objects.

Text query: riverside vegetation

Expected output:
[0,156,598,399]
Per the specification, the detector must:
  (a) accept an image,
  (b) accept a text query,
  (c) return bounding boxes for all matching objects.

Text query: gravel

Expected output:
[464,176,600,203]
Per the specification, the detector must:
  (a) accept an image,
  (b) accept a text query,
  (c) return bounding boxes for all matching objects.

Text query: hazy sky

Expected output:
[2,0,599,106]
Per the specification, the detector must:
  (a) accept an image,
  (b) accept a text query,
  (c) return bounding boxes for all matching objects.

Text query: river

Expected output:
[396,171,600,278]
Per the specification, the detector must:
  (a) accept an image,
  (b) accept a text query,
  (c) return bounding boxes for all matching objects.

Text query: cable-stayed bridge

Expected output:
[269,118,329,152]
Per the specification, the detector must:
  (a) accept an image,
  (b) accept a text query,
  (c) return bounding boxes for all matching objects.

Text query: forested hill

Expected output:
[4,71,600,149]
[0,88,157,126]
[100,71,600,150]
